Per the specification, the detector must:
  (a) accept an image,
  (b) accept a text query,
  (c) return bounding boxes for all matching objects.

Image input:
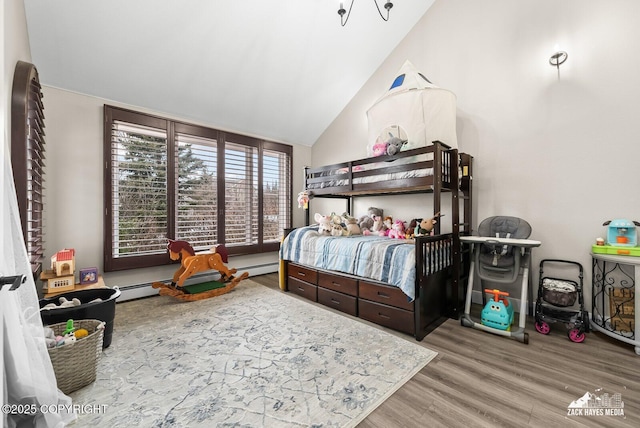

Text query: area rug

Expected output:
[70,279,437,427]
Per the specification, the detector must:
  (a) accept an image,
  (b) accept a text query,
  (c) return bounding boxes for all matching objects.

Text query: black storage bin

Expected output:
[40,287,120,348]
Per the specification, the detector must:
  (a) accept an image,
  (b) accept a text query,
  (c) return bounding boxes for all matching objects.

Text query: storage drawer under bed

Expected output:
[318,272,358,297]
[359,280,414,311]
[288,263,318,284]
[288,277,317,302]
[359,299,414,335]
[318,287,357,316]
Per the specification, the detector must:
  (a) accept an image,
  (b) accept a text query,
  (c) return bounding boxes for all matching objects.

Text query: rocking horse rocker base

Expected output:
[152,240,249,301]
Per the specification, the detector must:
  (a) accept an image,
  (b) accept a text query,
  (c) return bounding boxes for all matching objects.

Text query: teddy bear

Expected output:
[414,212,443,237]
[314,213,332,235]
[361,215,380,236]
[342,212,361,236]
[387,219,406,239]
[358,207,383,233]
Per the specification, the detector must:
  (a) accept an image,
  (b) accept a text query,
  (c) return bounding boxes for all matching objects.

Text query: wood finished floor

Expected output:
[250,273,640,428]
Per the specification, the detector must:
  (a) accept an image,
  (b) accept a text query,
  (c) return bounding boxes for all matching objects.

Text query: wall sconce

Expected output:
[338,1,393,27]
[549,51,568,69]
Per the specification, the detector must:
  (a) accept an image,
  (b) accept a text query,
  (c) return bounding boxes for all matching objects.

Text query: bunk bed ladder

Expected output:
[455,152,474,318]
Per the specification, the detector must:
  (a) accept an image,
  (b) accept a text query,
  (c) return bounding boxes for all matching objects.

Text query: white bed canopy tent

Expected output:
[367,60,458,155]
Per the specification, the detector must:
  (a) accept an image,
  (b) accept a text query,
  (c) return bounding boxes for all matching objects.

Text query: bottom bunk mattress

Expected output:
[280,226,449,301]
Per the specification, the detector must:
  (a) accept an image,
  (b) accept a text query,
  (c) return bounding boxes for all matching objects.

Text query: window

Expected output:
[104,106,292,271]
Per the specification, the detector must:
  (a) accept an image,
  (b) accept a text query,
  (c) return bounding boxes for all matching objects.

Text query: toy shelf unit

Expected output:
[590,252,640,355]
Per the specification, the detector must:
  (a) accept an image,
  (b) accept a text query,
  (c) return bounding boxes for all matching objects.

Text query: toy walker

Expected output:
[534,259,588,343]
[461,216,541,344]
[481,289,514,331]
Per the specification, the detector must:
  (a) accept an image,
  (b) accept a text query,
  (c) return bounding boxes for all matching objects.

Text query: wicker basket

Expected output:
[47,319,105,394]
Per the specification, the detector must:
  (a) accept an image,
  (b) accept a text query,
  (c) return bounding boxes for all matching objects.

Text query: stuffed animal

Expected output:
[330,222,348,237]
[297,191,309,209]
[41,296,82,311]
[314,213,332,235]
[74,328,89,339]
[358,207,383,233]
[372,141,388,157]
[414,212,443,236]
[382,216,393,236]
[386,134,408,156]
[388,220,406,239]
[342,212,361,236]
[330,213,348,236]
[363,215,385,236]
[405,219,419,239]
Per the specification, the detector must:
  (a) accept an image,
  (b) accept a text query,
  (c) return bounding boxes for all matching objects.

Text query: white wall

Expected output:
[41,86,312,294]
[312,0,640,302]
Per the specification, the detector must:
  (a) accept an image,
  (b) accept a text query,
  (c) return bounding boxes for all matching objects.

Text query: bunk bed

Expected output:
[279,140,473,340]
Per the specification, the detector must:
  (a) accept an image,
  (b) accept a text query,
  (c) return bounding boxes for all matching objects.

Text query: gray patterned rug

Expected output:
[70,279,437,427]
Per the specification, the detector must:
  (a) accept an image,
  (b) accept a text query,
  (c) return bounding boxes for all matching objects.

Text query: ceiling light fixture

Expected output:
[338,1,394,27]
[549,51,568,69]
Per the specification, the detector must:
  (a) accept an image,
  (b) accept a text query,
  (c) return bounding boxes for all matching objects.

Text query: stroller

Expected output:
[534,259,589,343]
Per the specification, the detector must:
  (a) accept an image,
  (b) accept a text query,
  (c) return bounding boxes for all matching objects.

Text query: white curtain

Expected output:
[2,155,76,426]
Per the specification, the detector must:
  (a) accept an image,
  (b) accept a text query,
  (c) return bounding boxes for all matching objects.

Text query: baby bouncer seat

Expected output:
[461,216,541,344]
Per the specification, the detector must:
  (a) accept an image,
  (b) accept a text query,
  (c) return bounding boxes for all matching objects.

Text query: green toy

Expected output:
[62,319,76,336]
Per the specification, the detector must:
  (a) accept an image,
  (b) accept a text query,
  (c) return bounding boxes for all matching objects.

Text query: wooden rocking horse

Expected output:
[152,239,249,301]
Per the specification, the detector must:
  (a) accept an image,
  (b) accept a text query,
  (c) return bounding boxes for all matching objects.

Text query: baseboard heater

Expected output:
[116,262,278,302]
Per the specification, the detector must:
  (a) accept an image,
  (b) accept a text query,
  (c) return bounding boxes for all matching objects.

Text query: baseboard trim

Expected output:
[117,262,278,302]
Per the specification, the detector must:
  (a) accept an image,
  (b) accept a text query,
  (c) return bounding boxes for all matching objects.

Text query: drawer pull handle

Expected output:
[332,281,341,286]
[331,299,340,305]
[298,271,306,276]
[378,312,390,319]
[377,292,390,298]
[297,287,305,291]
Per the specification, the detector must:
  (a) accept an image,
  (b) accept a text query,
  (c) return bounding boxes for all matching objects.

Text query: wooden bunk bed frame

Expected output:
[282,140,473,340]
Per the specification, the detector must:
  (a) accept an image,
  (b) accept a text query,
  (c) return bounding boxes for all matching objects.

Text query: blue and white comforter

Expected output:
[280,226,417,301]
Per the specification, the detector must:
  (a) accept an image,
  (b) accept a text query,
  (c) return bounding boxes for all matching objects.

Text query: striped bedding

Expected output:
[280,226,419,300]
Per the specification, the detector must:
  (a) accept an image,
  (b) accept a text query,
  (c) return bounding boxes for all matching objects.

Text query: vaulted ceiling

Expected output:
[24,0,434,146]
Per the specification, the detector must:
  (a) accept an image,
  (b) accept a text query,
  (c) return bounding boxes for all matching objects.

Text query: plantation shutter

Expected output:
[175,133,218,251]
[108,120,168,264]
[104,106,292,270]
[224,138,258,247]
[263,147,291,243]
[11,61,46,279]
